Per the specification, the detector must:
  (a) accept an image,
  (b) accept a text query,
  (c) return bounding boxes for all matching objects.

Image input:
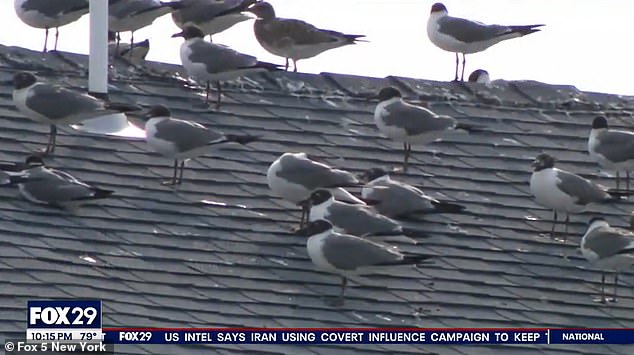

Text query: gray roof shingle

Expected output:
[0,44,633,354]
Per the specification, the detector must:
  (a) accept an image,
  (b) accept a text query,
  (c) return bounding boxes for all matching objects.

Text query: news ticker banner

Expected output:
[22,300,634,346]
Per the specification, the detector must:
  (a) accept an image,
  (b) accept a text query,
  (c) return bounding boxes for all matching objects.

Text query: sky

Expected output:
[2,0,633,96]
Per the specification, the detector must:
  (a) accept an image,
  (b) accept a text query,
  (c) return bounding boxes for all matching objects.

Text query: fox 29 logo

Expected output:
[28,300,102,329]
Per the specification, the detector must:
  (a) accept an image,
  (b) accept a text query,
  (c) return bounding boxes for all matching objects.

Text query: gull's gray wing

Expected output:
[594,130,634,163]
[173,0,254,25]
[584,227,634,259]
[321,233,402,270]
[365,183,435,217]
[22,0,89,17]
[437,16,512,43]
[26,83,105,120]
[153,118,221,152]
[325,202,401,236]
[556,170,609,205]
[381,100,456,136]
[187,41,257,74]
[256,18,346,47]
[275,157,357,190]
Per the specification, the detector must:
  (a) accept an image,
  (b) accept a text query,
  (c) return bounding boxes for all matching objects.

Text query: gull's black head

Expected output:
[143,105,172,121]
[468,69,490,83]
[25,154,45,167]
[309,189,333,205]
[531,153,555,171]
[359,167,388,182]
[430,3,447,14]
[376,87,402,101]
[172,26,205,40]
[592,116,608,129]
[247,1,275,20]
[13,72,37,90]
[295,219,333,237]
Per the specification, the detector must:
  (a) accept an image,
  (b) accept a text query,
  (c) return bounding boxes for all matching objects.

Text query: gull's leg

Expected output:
[293,59,298,73]
[613,273,618,303]
[177,161,185,185]
[205,82,210,104]
[216,80,222,110]
[43,28,49,52]
[627,171,630,193]
[601,272,606,304]
[616,171,620,190]
[454,53,459,81]
[162,160,179,185]
[563,213,570,242]
[460,53,466,82]
[284,58,289,71]
[54,27,59,51]
[550,210,557,239]
[403,143,411,172]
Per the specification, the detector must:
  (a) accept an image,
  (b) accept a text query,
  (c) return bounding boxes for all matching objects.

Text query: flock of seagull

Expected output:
[5,0,634,306]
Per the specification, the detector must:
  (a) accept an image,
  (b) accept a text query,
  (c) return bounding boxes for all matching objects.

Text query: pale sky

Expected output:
[2,0,633,96]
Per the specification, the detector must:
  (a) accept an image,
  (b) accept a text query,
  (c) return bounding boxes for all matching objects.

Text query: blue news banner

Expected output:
[103,328,634,345]
[14,300,634,349]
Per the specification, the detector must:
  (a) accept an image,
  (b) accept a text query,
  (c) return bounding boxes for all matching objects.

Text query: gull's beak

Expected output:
[171,31,184,38]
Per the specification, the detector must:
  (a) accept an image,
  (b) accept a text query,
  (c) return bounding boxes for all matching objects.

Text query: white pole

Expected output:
[89,0,108,95]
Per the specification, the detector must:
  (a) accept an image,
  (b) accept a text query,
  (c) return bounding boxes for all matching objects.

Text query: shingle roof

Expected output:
[1,44,633,355]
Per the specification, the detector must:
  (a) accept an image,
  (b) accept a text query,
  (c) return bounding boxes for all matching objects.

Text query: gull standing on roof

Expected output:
[12,72,140,154]
[581,218,634,303]
[172,26,282,109]
[14,0,90,52]
[109,0,183,47]
[529,153,627,240]
[141,105,259,185]
[300,219,433,306]
[172,0,258,40]
[267,152,361,227]
[108,31,150,64]
[303,190,430,244]
[8,155,114,209]
[427,3,543,81]
[374,87,479,171]
[588,116,634,192]
[246,1,366,72]
[359,167,466,218]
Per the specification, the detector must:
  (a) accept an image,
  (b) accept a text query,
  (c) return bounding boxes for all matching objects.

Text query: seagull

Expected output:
[303,190,430,243]
[266,152,360,227]
[588,116,634,192]
[108,31,150,64]
[359,167,466,218]
[468,69,490,84]
[374,86,479,171]
[529,153,627,240]
[14,0,90,52]
[246,1,366,72]
[109,0,183,48]
[301,219,433,306]
[141,105,259,185]
[172,0,257,39]
[427,2,543,81]
[12,72,140,154]
[172,26,282,109]
[581,218,634,303]
[9,155,114,209]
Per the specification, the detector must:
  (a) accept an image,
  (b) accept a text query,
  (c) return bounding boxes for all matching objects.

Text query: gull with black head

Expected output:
[301,189,430,244]
[374,86,479,171]
[172,25,282,108]
[141,105,259,185]
[529,153,628,240]
[588,116,634,192]
[7,155,114,209]
[427,3,543,81]
[581,218,634,303]
[12,72,139,154]
[300,219,434,306]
